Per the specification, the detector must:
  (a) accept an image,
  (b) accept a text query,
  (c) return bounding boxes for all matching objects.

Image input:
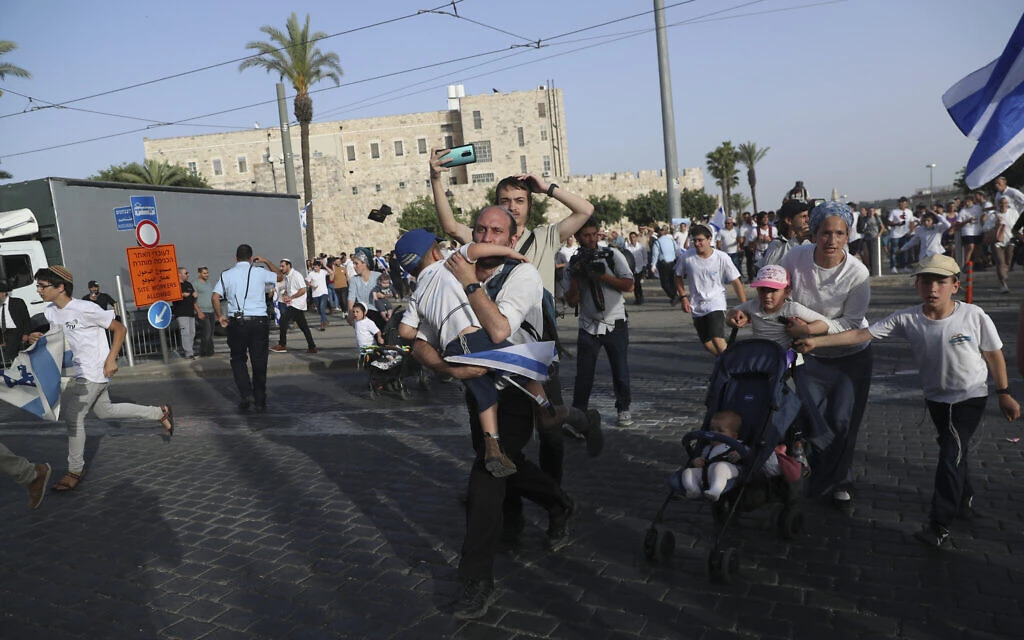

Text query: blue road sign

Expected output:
[147,300,173,330]
[114,206,134,231]
[130,195,159,227]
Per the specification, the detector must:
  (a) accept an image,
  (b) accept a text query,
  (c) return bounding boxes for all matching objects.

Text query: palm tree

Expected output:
[240,13,343,259]
[0,41,31,89]
[0,162,11,180]
[91,160,211,188]
[737,141,769,215]
[705,141,740,217]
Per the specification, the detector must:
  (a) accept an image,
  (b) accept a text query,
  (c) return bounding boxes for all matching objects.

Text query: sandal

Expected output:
[160,404,174,437]
[52,470,84,492]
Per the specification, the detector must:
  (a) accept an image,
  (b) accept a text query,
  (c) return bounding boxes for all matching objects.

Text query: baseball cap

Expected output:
[751,264,790,290]
[88,280,100,288]
[395,228,441,271]
[914,254,961,278]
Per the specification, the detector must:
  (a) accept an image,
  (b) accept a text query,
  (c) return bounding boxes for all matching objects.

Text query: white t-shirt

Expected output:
[888,208,916,239]
[717,227,739,254]
[625,241,649,274]
[733,298,830,366]
[555,243,577,268]
[780,244,870,359]
[902,217,951,259]
[401,261,478,349]
[868,302,1002,403]
[740,223,757,247]
[343,259,357,280]
[577,247,632,335]
[848,210,862,242]
[283,269,308,311]
[674,249,741,317]
[995,208,1020,246]
[354,317,381,349]
[673,230,689,251]
[957,205,982,236]
[44,299,114,383]
[306,269,328,297]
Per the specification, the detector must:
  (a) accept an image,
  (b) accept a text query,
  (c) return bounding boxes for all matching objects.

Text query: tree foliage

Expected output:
[0,40,31,90]
[729,192,751,214]
[736,141,769,214]
[680,189,719,221]
[587,194,624,227]
[706,141,740,218]
[397,195,470,237]
[90,160,212,188]
[240,13,343,259]
[624,190,669,227]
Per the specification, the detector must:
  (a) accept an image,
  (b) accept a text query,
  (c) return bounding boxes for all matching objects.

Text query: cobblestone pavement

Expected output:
[1,271,1022,639]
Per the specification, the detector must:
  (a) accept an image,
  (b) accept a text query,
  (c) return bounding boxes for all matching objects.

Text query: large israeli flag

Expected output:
[0,328,70,421]
[943,13,1024,188]
[445,341,557,382]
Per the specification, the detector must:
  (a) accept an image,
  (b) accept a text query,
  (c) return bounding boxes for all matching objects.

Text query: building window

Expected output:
[517,127,525,147]
[520,155,527,173]
[394,140,404,157]
[540,128,548,141]
[212,159,223,176]
[444,135,454,149]
[475,140,492,163]
[543,155,551,172]
[346,145,356,161]
[473,110,482,129]
[440,123,453,133]
[399,181,406,189]
[237,156,248,173]
[538,102,547,118]
[471,173,495,184]
[370,142,380,159]
[417,138,427,154]
[375,184,382,192]
[352,186,358,195]
[186,161,197,174]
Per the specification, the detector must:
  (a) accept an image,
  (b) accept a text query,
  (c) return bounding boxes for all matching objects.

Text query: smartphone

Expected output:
[438,144,476,167]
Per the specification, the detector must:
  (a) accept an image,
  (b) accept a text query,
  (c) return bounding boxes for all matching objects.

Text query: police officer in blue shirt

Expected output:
[212,244,284,412]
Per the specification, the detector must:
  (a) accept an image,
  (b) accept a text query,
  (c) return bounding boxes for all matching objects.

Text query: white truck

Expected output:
[0,177,304,322]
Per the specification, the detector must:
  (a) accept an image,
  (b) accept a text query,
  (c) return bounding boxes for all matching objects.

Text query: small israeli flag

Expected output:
[710,205,726,232]
[445,341,557,382]
[943,13,1024,188]
[0,328,70,421]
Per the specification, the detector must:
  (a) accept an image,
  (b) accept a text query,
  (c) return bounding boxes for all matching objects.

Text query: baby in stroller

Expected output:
[679,410,782,501]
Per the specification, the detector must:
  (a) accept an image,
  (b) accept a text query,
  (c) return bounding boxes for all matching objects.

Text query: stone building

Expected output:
[143,84,703,254]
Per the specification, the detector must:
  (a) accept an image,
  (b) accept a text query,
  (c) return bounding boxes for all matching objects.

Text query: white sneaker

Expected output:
[891,267,899,274]
[617,411,634,427]
[1001,284,1010,294]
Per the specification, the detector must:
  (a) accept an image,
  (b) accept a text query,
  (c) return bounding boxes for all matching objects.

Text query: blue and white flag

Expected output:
[300,200,312,229]
[943,13,1024,188]
[445,341,557,382]
[710,205,726,232]
[0,328,70,421]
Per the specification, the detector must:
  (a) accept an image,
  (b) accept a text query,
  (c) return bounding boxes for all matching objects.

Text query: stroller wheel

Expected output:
[655,528,675,562]
[708,547,740,583]
[707,548,722,579]
[399,385,410,400]
[641,527,658,562]
[778,506,805,540]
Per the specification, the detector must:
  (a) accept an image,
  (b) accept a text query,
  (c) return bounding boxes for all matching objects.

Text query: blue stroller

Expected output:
[642,339,806,582]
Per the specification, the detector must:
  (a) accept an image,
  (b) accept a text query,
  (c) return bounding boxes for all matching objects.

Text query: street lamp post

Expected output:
[926,163,937,202]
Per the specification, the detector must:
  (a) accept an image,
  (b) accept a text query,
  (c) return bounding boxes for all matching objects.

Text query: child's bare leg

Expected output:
[480,406,516,478]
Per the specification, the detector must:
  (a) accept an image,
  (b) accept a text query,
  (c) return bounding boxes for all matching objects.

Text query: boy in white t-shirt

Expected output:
[28,266,173,493]
[352,302,383,351]
[899,211,951,262]
[675,225,747,356]
[794,254,1020,549]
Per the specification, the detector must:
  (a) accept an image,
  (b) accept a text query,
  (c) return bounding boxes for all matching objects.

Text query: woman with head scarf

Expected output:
[780,202,872,507]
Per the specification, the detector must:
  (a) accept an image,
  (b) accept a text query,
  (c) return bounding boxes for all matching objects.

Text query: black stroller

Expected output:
[642,339,806,582]
[358,307,429,399]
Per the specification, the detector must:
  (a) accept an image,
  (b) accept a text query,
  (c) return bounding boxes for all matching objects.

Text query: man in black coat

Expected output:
[0,282,31,365]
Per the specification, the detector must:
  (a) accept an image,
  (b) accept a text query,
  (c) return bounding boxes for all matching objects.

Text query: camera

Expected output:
[232,311,245,323]
[568,247,615,279]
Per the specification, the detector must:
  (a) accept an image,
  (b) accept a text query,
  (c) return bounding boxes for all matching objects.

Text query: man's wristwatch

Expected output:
[464,282,483,295]
[546,183,558,197]
[996,387,1012,395]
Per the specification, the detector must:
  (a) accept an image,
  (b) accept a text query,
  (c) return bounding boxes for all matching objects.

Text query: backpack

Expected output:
[856,212,868,234]
[485,260,559,346]
[611,245,636,273]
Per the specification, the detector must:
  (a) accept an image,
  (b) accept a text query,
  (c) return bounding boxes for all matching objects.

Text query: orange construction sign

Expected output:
[127,244,182,307]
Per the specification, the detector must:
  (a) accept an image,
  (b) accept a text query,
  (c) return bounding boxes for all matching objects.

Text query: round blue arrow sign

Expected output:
[147,300,173,330]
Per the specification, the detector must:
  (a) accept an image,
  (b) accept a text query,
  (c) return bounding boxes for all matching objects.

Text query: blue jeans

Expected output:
[572,323,631,412]
[888,236,910,270]
[314,295,328,325]
[327,284,339,310]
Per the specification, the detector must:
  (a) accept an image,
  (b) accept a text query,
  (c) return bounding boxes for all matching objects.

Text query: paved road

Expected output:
[1,270,1022,639]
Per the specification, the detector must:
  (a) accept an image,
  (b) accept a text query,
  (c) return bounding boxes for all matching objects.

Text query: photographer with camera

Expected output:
[566,217,635,427]
[212,245,284,413]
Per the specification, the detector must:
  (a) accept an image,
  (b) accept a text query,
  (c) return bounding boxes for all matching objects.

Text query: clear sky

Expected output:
[1,0,1021,204]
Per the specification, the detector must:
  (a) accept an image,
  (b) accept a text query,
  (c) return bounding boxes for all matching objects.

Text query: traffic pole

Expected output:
[965,261,974,303]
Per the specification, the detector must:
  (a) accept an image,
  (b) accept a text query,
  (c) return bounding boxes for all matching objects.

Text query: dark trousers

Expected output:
[538,363,566,485]
[925,396,985,526]
[197,314,215,356]
[1,329,22,366]
[572,323,631,412]
[743,247,757,281]
[226,317,269,405]
[459,388,569,582]
[656,262,676,300]
[632,272,644,304]
[279,307,316,349]
[794,346,873,497]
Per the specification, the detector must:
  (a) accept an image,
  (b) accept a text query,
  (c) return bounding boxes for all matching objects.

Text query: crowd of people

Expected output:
[2,166,1023,622]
